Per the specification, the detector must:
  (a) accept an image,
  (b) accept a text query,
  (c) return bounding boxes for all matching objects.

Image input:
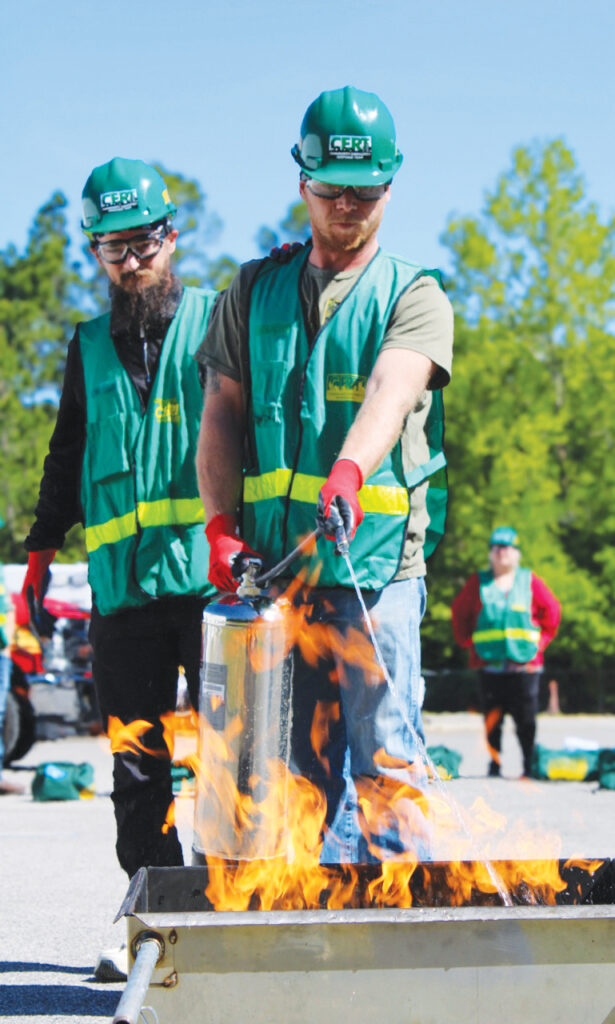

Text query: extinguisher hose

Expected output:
[253,526,323,588]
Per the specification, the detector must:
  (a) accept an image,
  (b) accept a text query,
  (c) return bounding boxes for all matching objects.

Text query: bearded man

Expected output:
[23,159,216,890]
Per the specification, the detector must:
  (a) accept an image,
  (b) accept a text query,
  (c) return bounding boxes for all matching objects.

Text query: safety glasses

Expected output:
[94,227,166,264]
[303,176,389,202]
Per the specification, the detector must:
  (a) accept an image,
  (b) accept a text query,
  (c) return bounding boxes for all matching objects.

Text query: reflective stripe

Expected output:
[244,469,293,503]
[472,627,541,644]
[85,498,204,553]
[137,497,204,528]
[85,510,137,553]
[244,471,409,515]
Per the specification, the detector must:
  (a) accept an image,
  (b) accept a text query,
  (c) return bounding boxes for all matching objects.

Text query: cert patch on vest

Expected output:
[326,373,366,403]
[100,188,139,212]
[329,135,372,160]
[155,398,181,423]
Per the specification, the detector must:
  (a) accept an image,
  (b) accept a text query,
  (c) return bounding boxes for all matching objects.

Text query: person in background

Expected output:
[451,526,561,778]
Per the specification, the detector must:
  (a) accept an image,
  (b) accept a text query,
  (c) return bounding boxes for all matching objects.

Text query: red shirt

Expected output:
[451,571,561,670]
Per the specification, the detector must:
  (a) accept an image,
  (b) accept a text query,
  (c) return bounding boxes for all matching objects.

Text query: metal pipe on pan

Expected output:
[112,931,164,1024]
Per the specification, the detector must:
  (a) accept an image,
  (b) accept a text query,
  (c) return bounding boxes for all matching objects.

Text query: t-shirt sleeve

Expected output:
[380,274,454,388]
[195,260,263,383]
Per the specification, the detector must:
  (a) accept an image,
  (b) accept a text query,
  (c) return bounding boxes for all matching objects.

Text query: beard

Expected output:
[109,270,180,338]
[313,215,380,255]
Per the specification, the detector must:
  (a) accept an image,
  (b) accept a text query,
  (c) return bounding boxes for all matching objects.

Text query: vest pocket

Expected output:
[251,360,289,424]
[87,414,132,482]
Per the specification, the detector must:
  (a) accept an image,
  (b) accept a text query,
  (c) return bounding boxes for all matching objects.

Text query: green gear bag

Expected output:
[598,749,615,790]
[31,761,95,801]
[426,745,462,780]
[530,744,600,782]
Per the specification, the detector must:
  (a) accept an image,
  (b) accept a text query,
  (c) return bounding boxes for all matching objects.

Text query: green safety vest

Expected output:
[79,286,216,615]
[472,567,540,663]
[243,247,447,590]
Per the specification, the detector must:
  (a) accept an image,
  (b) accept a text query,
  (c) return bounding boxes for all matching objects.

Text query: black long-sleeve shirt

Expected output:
[25,279,185,552]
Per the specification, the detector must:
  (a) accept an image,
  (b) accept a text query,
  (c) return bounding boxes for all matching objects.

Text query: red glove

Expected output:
[317,459,364,544]
[205,514,263,592]
[22,549,57,602]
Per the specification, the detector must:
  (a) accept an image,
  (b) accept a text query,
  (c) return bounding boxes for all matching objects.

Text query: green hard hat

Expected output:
[81,157,176,235]
[291,85,403,186]
[489,526,520,548]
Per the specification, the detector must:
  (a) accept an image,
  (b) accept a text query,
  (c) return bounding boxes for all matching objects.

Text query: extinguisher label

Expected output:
[202,662,227,731]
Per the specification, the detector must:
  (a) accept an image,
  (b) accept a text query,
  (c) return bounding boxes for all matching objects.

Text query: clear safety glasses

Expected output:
[95,227,166,265]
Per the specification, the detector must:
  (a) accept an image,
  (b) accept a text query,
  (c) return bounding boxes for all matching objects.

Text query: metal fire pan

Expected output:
[113,865,615,1024]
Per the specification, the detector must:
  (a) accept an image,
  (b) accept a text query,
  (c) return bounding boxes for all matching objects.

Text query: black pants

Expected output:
[90,596,205,877]
[478,671,541,777]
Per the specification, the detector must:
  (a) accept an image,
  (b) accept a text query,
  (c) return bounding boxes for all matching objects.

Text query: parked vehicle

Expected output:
[3,564,98,765]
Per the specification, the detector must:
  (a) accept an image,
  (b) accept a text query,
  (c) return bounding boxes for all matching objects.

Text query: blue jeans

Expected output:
[290,577,428,864]
[0,652,11,771]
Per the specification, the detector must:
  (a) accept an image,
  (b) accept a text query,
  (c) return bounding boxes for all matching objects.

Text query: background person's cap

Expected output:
[489,526,520,548]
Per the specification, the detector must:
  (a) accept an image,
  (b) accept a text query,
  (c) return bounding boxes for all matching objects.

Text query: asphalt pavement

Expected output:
[2,710,615,1024]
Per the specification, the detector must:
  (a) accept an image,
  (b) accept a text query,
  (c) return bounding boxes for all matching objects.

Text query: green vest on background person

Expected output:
[243,246,447,590]
[472,567,540,663]
[80,287,216,615]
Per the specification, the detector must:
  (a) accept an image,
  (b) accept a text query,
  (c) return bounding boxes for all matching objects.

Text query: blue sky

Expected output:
[2,0,613,276]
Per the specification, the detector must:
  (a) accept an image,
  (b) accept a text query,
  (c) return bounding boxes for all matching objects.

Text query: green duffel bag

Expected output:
[31,761,95,801]
[598,749,615,790]
[530,744,600,782]
[427,745,462,780]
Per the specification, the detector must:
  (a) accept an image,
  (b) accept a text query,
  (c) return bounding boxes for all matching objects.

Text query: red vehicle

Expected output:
[4,591,98,765]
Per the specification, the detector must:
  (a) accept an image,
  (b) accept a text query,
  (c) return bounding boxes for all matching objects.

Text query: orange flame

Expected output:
[310,700,340,776]
[109,556,600,912]
[189,698,585,912]
[484,708,503,765]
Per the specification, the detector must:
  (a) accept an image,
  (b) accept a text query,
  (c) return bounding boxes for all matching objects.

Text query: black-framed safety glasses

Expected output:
[301,173,389,202]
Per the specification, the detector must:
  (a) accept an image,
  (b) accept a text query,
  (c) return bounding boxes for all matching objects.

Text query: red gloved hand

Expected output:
[21,548,57,631]
[205,514,263,592]
[22,549,57,602]
[317,459,364,545]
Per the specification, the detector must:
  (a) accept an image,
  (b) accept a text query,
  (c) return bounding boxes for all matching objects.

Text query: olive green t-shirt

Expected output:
[196,252,454,578]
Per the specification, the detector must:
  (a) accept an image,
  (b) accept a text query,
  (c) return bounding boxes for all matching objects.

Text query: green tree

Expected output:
[256,198,310,253]
[0,193,88,561]
[423,140,615,688]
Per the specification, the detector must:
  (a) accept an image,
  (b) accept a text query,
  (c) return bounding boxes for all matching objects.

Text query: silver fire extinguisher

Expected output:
[193,560,295,862]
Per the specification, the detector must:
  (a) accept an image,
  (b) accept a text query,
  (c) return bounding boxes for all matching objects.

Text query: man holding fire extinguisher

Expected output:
[196,86,454,862]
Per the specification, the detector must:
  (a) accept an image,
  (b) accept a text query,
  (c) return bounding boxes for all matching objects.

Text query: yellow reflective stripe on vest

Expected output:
[472,627,541,644]
[137,497,204,528]
[85,498,204,554]
[244,469,294,503]
[244,471,409,515]
[85,510,138,553]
